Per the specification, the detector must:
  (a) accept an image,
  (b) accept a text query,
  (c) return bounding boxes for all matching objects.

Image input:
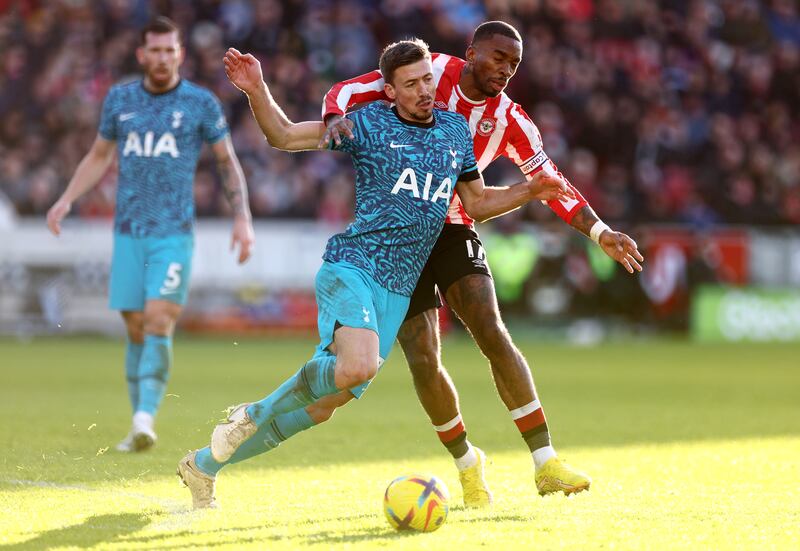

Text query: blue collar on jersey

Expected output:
[391,106,436,129]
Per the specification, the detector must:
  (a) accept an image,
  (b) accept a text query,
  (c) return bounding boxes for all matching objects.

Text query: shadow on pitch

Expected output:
[109,513,421,548]
[289,512,533,545]
[0,512,150,550]
[452,512,533,525]
[153,511,530,547]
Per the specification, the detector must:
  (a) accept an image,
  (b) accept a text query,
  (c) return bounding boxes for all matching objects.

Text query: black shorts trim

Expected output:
[404,224,492,321]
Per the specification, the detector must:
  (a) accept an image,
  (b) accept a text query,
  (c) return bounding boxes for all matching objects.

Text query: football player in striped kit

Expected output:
[320,21,644,503]
[175,39,574,509]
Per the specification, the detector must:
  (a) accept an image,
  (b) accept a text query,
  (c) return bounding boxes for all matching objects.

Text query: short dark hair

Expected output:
[379,38,431,84]
[471,21,522,45]
[140,16,181,45]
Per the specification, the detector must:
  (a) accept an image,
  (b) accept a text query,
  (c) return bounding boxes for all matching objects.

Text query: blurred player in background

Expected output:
[46,17,255,453]
[320,21,644,502]
[176,40,573,509]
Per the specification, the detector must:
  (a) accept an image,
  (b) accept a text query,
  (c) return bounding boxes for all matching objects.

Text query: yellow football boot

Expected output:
[458,447,493,507]
[535,457,591,496]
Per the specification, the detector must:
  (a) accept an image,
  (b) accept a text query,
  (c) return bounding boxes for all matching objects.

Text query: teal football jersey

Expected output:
[326,102,479,296]
[98,80,228,237]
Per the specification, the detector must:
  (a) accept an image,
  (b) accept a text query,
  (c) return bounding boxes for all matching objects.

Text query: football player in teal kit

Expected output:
[46,17,255,452]
[175,39,573,509]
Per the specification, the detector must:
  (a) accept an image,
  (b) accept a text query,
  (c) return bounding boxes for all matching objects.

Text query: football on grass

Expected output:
[383,474,450,532]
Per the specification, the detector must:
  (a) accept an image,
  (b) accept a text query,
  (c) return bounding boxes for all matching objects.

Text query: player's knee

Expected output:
[339,357,378,387]
[143,313,174,336]
[399,335,439,380]
[126,324,145,344]
[354,357,379,383]
[474,318,513,356]
[406,350,441,385]
[122,313,145,343]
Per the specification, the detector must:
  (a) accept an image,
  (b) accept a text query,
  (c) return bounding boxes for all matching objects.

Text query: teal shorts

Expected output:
[109,232,194,311]
[314,261,410,399]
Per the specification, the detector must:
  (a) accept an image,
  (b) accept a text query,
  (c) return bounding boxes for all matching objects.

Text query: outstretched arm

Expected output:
[457,170,575,223]
[536,164,644,273]
[505,106,644,274]
[224,48,325,151]
[46,135,116,235]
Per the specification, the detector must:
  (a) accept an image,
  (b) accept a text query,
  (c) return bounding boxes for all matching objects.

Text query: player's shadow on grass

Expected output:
[120,526,420,549]
[122,515,420,548]
[451,512,532,524]
[297,512,534,545]
[302,512,534,545]
[73,513,529,548]
[0,512,150,550]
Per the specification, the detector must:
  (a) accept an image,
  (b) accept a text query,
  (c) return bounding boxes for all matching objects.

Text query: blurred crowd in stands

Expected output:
[1,0,799,227]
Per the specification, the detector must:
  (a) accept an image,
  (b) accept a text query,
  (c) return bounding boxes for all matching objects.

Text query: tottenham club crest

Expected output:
[477,117,496,137]
[172,110,183,129]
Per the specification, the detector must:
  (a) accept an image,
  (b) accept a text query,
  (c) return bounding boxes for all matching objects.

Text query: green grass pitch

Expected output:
[1,335,798,549]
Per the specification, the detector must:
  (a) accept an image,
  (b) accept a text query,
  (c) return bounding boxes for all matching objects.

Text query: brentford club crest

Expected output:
[477,117,496,136]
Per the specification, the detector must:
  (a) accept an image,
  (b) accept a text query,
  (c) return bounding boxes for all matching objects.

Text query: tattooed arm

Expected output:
[211,135,255,264]
[502,100,644,274]
[568,205,599,238]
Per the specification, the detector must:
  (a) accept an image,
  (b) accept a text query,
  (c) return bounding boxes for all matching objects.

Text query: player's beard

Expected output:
[469,64,507,98]
[146,64,177,90]
[408,97,434,121]
[479,76,506,98]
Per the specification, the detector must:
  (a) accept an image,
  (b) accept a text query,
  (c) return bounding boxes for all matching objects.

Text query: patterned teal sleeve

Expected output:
[98,87,118,140]
[200,92,229,144]
[459,121,479,180]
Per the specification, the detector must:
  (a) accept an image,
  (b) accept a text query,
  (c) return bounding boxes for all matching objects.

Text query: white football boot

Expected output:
[177,451,218,509]
[115,431,136,452]
[210,403,257,462]
[116,411,157,452]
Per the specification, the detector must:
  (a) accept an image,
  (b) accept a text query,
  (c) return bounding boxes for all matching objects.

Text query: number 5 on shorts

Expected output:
[160,262,183,295]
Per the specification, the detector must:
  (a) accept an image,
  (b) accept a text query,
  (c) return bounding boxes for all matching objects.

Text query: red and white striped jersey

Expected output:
[323,52,588,226]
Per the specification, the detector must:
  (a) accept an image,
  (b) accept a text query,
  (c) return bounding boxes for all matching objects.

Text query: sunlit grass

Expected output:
[1,336,798,549]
